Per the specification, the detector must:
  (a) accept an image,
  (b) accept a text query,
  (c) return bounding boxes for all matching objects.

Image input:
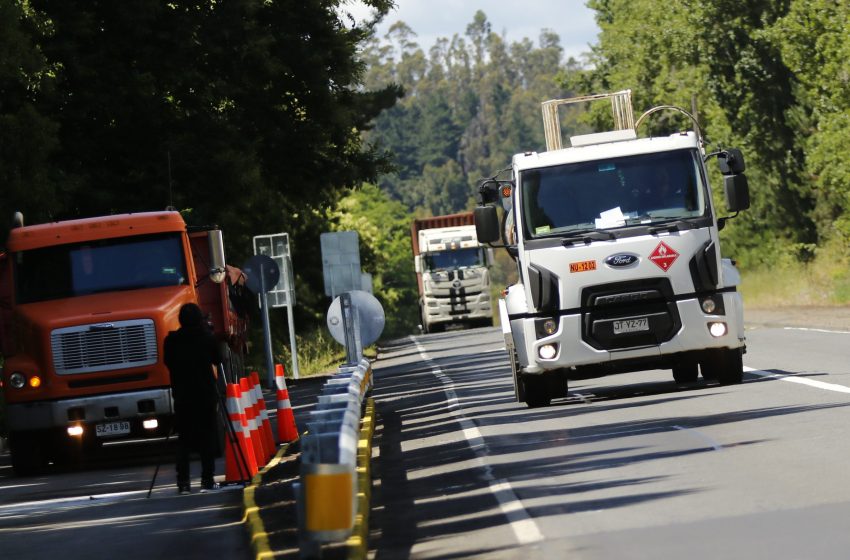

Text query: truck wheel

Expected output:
[701,348,744,385]
[9,431,46,476]
[672,361,699,384]
[523,376,551,408]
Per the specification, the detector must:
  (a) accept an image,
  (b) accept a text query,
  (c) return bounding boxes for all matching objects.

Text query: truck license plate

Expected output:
[613,317,649,334]
[96,421,131,438]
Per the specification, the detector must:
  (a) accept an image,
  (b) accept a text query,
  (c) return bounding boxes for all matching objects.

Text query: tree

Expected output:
[327,183,418,336]
[0,1,59,239]
[6,0,402,325]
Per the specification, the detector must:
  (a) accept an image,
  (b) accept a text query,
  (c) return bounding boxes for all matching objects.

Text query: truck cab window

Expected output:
[15,233,188,304]
[423,248,484,272]
[521,149,705,238]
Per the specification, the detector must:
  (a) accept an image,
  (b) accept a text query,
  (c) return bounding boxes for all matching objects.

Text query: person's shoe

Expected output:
[178,484,191,495]
[200,481,220,493]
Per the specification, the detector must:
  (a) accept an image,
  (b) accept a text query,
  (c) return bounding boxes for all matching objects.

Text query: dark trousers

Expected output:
[175,407,218,486]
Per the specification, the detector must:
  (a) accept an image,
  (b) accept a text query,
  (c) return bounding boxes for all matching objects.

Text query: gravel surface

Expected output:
[745,306,850,331]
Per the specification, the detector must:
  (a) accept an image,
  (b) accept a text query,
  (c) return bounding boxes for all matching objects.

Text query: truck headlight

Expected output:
[9,372,26,389]
[538,344,558,359]
[708,322,728,337]
[699,295,725,315]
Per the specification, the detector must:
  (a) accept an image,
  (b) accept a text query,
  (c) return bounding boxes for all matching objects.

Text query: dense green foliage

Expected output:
[326,183,418,337]
[360,11,584,216]
[362,3,850,277]
[567,0,850,266]
[0,0,400,326]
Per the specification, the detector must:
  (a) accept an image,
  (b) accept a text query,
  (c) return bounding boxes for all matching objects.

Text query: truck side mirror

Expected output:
[414,255,422,274]
[474,206,501,243]
[208,229,227,283]
[718,148,746,175]
[478,180,501,205]
[724,174,750,212]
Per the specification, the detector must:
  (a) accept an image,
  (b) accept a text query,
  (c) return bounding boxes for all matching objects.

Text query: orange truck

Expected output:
[0,211,250,475]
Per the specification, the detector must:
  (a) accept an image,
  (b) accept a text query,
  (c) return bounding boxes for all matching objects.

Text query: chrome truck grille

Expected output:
[51,319,158,375]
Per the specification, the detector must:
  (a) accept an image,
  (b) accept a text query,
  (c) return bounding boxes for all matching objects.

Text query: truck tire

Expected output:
[700,348,744,385]
[672,361,699,384]
[9,431,46,476]
[523,375,551,408]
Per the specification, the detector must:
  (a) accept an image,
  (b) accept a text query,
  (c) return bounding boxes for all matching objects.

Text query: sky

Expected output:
[342,0,600,63]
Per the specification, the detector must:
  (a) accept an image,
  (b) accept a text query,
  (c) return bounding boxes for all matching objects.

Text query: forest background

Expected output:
[1,1,849,361]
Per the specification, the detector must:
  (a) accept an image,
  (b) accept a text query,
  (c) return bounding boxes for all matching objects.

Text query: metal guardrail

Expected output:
[296,358,373,552]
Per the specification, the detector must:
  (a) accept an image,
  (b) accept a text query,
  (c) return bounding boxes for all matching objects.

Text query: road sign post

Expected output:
[253,233,300,380]
[242,254,281,388]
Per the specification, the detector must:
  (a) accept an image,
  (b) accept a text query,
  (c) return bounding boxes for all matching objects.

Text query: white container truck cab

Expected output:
[474,91,751,407]
[411,213,494,333]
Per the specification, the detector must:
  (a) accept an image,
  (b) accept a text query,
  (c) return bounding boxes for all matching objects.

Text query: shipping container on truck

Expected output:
[0,211,251,475]
[411,212,494,333]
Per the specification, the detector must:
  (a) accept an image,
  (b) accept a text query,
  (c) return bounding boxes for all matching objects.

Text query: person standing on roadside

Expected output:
[164,303,221,494]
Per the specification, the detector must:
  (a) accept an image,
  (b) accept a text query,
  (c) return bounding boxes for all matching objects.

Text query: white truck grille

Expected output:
[51,319,158,375]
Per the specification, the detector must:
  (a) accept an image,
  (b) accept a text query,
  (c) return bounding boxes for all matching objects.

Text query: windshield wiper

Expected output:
[647,218,696,234]
[561,229,617,247]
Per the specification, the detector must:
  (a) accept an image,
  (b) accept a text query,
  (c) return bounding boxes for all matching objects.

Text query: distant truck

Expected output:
[0,211,251,474]
[475,90,750,407]
[411,212,494,333]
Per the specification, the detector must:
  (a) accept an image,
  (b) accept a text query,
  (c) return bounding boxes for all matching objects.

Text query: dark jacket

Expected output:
[163,325,220,446]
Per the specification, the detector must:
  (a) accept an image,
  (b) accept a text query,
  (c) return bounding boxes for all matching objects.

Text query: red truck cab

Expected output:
[0,211,249,475]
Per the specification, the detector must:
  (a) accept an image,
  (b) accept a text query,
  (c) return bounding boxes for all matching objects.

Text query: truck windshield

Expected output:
[424,248,483,272]
[521,149,706,238]
[14,233,188,304]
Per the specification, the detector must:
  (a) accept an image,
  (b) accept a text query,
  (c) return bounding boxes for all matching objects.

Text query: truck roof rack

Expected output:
[541,90,634,151]
[542,89,705,151]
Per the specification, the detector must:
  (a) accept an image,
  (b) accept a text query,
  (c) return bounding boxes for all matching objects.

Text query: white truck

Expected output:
[474,91,750,407]
[411,212,494,333]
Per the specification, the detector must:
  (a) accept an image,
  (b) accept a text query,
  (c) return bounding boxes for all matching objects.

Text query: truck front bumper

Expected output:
[6,388,174,432]
[516,293,745,374]
[424,292,493,325]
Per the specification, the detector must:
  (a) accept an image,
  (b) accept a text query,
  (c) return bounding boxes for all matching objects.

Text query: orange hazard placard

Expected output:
[569,260,597,273]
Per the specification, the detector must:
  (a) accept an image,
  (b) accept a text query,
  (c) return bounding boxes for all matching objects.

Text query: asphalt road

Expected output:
[0,440,249,560]
[369,322,850,559]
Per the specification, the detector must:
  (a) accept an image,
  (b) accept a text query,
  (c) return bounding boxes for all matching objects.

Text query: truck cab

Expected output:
[0,211,249,474]
[475,91,750,407]
[412,213,494,333]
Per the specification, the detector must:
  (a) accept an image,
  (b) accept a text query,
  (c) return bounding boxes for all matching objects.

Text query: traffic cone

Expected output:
[275,363,286,390]
[250,371,276,459]
[276,383,299,443]
[224,383,257,483]
[240,377,268,468]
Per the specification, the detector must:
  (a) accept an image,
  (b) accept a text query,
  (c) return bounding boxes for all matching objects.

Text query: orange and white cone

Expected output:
[275,374,298,443]
[250,371,276,459]
[275,363,287,390]
[224,383,257,482]
[240,377,267,468]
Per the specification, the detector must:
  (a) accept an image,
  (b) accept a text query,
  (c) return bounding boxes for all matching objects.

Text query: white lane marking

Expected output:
[745,366,850,394]
[410,336,544,545]
[672,425,723,451]
[783,327,850,335]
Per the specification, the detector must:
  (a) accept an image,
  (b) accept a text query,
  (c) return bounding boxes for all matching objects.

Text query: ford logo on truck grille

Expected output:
[605,253,639,267]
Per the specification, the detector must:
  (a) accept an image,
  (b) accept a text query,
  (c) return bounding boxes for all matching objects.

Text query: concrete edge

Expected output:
[346,397,376,560]
[244,440,293,560]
